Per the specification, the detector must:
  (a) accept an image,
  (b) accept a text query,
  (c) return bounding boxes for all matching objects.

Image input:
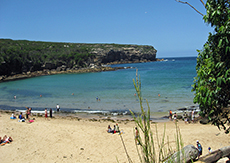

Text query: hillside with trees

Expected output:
[0,39,157,80]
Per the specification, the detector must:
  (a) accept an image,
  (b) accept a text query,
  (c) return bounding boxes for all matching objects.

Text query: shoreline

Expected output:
[1,110,229,163]
[0,58,164,83]
[0,108,170,123]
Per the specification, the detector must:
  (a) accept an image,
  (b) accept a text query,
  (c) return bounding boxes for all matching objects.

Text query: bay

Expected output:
[0,57,198,115]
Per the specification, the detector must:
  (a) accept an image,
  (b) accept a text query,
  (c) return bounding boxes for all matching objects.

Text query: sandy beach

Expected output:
[0,111,229,163]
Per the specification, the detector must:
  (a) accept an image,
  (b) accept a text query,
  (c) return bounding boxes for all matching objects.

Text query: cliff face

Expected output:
[89,44,157,64]
[0,39,157,78]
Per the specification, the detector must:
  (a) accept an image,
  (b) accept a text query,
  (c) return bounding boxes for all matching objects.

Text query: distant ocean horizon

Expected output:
[0,56,199,117]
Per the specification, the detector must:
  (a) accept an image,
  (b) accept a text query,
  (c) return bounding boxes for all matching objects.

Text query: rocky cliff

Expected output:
[89,44,157,64]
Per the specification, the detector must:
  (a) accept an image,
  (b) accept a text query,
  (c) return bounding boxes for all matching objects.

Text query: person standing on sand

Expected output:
[191,110,195,123]
[197,140,203,158]
[56,104,60,112]
[173,112,177,122]
[50,108,52,118]
[169,110,172,121]
[183,111,188,123]
[26,108,30,121]
[45,108,48,120]
[135,127,139,145]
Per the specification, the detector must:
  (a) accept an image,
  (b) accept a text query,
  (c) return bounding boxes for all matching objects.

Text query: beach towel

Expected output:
[29,120,34,123]
[10,117,16,119]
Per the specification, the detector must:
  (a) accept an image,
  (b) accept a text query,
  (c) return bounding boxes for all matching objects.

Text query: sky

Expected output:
[0,0,213,58]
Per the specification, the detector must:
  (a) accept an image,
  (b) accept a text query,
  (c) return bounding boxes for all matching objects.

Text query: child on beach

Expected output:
[208,147,212,153]
[11,113,16,119]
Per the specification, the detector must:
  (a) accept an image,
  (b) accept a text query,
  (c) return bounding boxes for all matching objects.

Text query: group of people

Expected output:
[196,140,213,159]
[183,109,195,123]
[9,107,34,123]
[107,124,120,134]
[168,109,196,123]
[0,135,13,146]
[169,110,178,122]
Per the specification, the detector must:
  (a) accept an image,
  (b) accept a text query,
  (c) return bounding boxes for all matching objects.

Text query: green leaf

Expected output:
[218,39,223,48]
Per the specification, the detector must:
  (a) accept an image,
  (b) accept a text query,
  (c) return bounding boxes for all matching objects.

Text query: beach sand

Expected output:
[0,112,229,163]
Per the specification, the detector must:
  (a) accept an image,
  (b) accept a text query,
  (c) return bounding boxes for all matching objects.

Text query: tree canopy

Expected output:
[191,0,230,133]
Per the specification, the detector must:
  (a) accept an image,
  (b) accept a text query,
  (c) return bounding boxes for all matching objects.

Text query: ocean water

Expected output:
[0,57,198,116]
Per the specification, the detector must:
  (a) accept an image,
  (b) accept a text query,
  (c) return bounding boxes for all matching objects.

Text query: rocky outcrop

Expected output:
[164,145,199,163]
[90,45,157,64]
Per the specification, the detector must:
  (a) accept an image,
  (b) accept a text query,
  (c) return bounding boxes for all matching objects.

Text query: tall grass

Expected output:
[127,70,185,163]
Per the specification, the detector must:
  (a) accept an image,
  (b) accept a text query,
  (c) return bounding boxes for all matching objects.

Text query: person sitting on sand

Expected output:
[11,113,16,119]
[115,123,120,133]
[18,112,25,120]
[18,112,25,122]
[107,125,113,133]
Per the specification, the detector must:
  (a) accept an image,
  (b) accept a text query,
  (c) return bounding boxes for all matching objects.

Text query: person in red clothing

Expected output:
[45,108,48,120]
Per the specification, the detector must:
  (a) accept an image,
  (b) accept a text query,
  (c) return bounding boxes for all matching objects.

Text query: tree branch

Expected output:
[200,0,206,7]
[175,0,204,16]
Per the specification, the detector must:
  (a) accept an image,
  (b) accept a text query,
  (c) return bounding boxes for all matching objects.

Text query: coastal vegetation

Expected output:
[190,0,230,134]
[0,39,157,80]
[177,0,230,134]
[0,39,94,76]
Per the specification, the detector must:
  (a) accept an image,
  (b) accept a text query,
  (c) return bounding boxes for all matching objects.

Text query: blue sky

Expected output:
[0,0,213,58]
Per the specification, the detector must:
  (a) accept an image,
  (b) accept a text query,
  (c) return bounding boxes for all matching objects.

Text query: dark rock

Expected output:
[199,117,210,124]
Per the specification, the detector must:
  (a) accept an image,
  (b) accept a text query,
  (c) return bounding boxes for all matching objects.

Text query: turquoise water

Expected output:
[0,57,198,114]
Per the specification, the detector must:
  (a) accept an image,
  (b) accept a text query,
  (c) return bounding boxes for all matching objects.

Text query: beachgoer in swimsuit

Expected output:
[173,112,177,122]
[135,127,139,145]
[26,108,30,121]
[169,110,172,121]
